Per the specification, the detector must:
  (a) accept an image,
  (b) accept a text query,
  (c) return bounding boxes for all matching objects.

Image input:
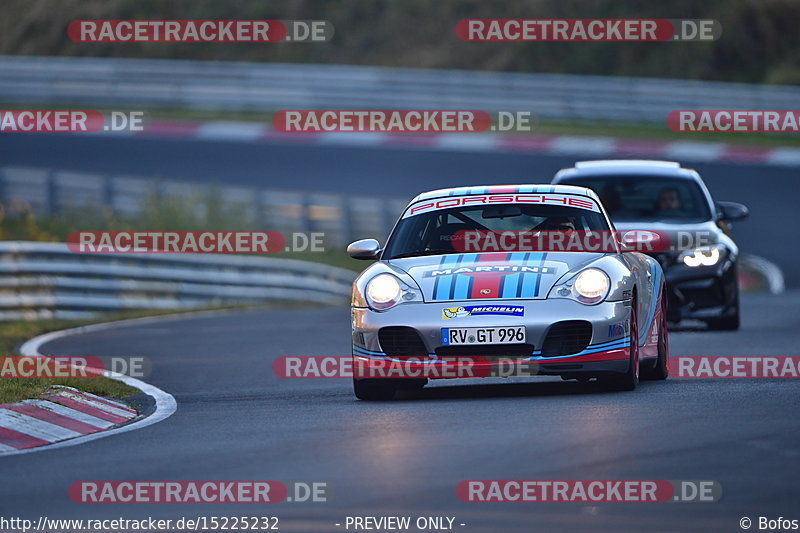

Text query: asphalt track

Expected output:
[0,134,796,286]
[0,134,798,533]
[1,291,799,532]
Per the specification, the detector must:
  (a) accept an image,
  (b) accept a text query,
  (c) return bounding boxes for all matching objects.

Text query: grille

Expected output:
[435,344,535,360]
[539,321,593,357]
[378,327,428,358]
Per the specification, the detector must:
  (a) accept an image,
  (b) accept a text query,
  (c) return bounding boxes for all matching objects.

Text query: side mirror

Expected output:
[716,201,749,222]
[347,238,381,260]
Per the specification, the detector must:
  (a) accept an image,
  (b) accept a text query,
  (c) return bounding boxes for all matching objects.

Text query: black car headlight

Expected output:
[678,244,727,267]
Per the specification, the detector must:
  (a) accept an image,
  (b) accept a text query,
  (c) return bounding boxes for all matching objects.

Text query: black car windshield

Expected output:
[383,202,611,259]
[560,176,712,223]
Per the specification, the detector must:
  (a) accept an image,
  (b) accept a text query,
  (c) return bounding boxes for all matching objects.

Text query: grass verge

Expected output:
[0,305,260,405]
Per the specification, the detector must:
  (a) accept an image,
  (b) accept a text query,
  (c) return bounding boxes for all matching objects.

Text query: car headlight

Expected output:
[549,267,610,305]
[364,273,420,311]
[679,244,727,267]
[573,268,610,303]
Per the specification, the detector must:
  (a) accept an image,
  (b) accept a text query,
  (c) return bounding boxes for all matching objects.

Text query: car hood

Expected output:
[388,252,606,302]
[614,221,721,253]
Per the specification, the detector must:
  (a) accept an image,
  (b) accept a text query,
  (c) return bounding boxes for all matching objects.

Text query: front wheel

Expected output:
[353,378,397,401]
[642,290,669,381]
[706,267,741,331]
[601,297,639,391]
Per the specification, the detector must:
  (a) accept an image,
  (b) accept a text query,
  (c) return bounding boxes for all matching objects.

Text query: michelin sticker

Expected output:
[442,305,524,320]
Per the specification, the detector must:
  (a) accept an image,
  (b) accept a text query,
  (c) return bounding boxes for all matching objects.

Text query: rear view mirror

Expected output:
[716,201,749,222]
[347,239,381,260]
[482,205,522,219]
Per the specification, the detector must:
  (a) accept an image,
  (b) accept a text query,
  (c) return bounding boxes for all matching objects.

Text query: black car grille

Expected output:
[435,344,535,360]
[378,327,428,358]
[539,321,593,357]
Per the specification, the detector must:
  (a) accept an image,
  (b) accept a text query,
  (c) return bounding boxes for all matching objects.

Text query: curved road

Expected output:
[1,292,799,532]
[1,133,798,532]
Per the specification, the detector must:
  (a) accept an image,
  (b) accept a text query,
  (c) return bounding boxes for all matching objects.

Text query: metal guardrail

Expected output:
[2,56,800,123]
[0,241,356,321]
[0,166,408,247]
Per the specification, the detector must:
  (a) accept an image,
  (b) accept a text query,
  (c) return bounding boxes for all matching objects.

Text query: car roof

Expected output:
[553,159,702,182]
[409,184,601,204]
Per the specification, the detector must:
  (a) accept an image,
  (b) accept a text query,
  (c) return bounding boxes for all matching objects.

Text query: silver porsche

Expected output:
[347,184,668,400]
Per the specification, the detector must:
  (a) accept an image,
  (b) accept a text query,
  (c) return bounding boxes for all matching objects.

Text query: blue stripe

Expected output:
[501,273,521,298]
[434,254,461,300]
[528,339,631,360]
[534,252,547,297]
[499,252,526,298]
[453,271,471,300]
[519,252,543,297]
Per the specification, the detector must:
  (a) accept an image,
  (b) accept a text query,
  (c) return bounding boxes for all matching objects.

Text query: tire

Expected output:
[601,296,639,391]
[706,286,740,331]
[642,289,669,381]
[353,378,398,401]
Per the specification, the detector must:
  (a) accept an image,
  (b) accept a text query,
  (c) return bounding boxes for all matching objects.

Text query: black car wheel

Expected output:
[706,279,741,331]
[642,289,669,380]
[601,296,639,391]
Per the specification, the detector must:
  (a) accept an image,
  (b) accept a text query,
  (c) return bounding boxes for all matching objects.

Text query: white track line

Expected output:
[20,399,113,429]
[0,409,82,441]
[0,312,198,456]
[47,390,137,419]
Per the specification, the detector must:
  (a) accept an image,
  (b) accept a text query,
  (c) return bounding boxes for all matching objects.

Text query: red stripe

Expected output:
[541,347,630,363]
[135,119,200,138]
[496,136,554,153]
[478,252,509,262]
[43,395,130,424]
[0,426,49,449]
[468,253,510,299]
[5,404,102,434]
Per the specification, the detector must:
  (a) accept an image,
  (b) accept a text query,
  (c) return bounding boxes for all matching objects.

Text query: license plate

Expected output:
[441,326,526,345]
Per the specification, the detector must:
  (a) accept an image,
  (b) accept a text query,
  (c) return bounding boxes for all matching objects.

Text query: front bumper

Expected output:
[660,257,738,322]
[352,298,632,379]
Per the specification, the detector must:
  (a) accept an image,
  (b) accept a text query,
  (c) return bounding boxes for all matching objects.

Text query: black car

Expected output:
[553,160,748,330]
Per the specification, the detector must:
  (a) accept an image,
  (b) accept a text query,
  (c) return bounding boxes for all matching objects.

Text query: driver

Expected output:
[541,216,576,232]
[656,187,682,212]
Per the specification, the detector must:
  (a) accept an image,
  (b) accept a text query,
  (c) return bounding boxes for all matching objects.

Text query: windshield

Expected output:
[560,176,712,223]
[383,201,611,259]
